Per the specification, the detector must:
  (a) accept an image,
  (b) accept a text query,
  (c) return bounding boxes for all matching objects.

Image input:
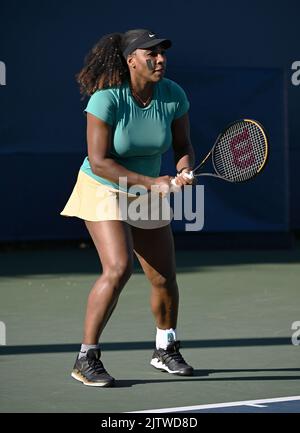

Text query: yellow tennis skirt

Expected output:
[60,170,172,229]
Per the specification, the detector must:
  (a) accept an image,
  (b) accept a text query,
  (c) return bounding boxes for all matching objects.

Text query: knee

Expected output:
[103,260,133,287]
[151,273,177,290]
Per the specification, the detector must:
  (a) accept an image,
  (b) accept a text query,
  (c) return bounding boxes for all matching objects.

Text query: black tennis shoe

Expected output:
[71,348,115,387]
[150,341,194,376]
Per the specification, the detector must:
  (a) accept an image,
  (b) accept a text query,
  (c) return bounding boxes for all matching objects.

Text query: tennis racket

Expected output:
[171,118,268,188]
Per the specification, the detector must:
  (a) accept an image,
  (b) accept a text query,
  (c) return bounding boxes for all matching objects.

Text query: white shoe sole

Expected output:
[71,371,114,387]
[150,358,181,374]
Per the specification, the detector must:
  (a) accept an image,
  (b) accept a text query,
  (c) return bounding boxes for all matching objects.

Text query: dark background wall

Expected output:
[0,0,299,241]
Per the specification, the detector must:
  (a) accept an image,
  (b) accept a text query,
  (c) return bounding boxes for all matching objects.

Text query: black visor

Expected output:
[122,31,172,58]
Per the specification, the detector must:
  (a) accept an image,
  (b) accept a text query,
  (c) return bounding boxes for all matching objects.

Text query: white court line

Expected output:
[128,395,300,413]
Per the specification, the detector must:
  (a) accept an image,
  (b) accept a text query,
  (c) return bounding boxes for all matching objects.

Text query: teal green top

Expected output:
[80,78,190,191]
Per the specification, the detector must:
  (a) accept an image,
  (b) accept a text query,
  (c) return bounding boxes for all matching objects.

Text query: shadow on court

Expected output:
[0,236,300,277]
[0,337,292,355]
[106,369,300,388]
[1,237,300,412]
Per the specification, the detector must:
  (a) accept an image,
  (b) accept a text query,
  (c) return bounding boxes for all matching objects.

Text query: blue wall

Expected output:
[0,0,298,240]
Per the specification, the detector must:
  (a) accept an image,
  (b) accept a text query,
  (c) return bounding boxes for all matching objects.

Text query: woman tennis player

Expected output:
[61,29,195,387]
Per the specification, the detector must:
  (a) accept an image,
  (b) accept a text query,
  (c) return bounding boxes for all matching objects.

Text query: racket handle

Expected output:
[182,171,194,180]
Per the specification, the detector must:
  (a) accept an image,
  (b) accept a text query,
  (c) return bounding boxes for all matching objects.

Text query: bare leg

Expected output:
[131,224,179,329]
[83,220,133,344]
[131,225,193,376]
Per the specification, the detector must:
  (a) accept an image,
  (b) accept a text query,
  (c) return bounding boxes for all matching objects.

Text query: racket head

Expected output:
[211,119,269,183]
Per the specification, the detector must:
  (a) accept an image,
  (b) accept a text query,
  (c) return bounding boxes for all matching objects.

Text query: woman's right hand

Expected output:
[151,176,173,194]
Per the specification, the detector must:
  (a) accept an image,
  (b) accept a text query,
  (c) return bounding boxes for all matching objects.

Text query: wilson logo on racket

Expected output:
[229,128,255,169]
[171,118,268,188]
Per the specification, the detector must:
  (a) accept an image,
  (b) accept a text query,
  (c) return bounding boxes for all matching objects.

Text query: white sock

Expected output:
[156,327,177,350]
[78,343,100,359]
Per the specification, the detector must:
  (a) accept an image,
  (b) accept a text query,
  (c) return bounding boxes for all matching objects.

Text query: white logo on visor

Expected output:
[149,33,155,38]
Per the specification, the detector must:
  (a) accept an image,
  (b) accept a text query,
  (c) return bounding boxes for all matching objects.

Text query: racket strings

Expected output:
[213,121,267,182]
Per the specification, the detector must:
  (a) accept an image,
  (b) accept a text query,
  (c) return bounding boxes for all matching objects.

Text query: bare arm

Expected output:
[172,112,195,173]
[86,113,156,190]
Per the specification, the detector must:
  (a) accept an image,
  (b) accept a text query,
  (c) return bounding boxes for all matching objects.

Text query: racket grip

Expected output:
[182,171,194,180]
[170,171,194,192]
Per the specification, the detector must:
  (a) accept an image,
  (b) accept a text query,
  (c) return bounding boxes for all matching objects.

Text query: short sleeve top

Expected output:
[80,78,190,190]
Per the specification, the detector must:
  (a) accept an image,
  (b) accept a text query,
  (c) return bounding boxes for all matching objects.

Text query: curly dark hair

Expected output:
[76,29,150,97]
[76,33,127,97]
